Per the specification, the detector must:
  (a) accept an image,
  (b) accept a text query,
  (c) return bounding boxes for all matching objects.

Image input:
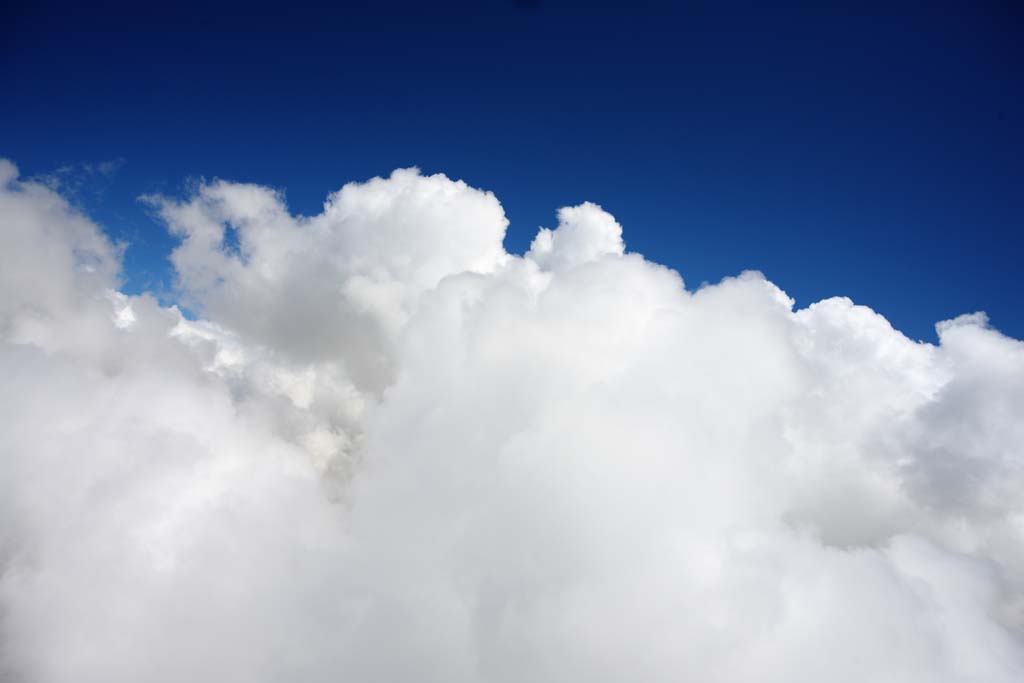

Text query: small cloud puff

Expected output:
[527,201,624,271]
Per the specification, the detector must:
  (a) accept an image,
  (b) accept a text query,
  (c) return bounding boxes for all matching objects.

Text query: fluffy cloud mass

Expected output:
[1,158,1022,682]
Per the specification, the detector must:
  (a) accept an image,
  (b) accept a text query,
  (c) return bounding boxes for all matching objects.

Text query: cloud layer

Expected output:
[1,159,1022,681]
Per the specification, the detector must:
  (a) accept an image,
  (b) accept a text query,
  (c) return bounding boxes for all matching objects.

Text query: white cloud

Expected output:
[527,201,624,271]
[1,159,1022,681]
[142,168,509,393]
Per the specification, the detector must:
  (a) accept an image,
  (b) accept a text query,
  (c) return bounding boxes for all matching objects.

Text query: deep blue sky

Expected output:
[3,0,1022,341]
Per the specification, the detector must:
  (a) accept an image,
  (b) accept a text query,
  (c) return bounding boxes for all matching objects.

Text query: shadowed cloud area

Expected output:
[1,159,1023,681]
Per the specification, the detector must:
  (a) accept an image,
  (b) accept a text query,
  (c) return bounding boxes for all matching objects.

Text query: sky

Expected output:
[4,0,1021,341]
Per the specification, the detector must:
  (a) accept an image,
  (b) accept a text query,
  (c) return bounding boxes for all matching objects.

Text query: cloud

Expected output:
[29,158,126,206]
[1,159,1022,681]
[141,168,509,394]
[527,201,624,271]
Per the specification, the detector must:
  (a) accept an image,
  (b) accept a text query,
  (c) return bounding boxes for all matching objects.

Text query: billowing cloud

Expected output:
[1,159,1022,682]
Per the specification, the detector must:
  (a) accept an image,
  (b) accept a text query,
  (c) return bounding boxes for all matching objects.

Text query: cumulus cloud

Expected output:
[143,168,508,393]
[0,159,1022,682]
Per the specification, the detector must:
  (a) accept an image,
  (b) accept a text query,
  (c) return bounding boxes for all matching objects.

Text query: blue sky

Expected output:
[4,0,1021,341]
